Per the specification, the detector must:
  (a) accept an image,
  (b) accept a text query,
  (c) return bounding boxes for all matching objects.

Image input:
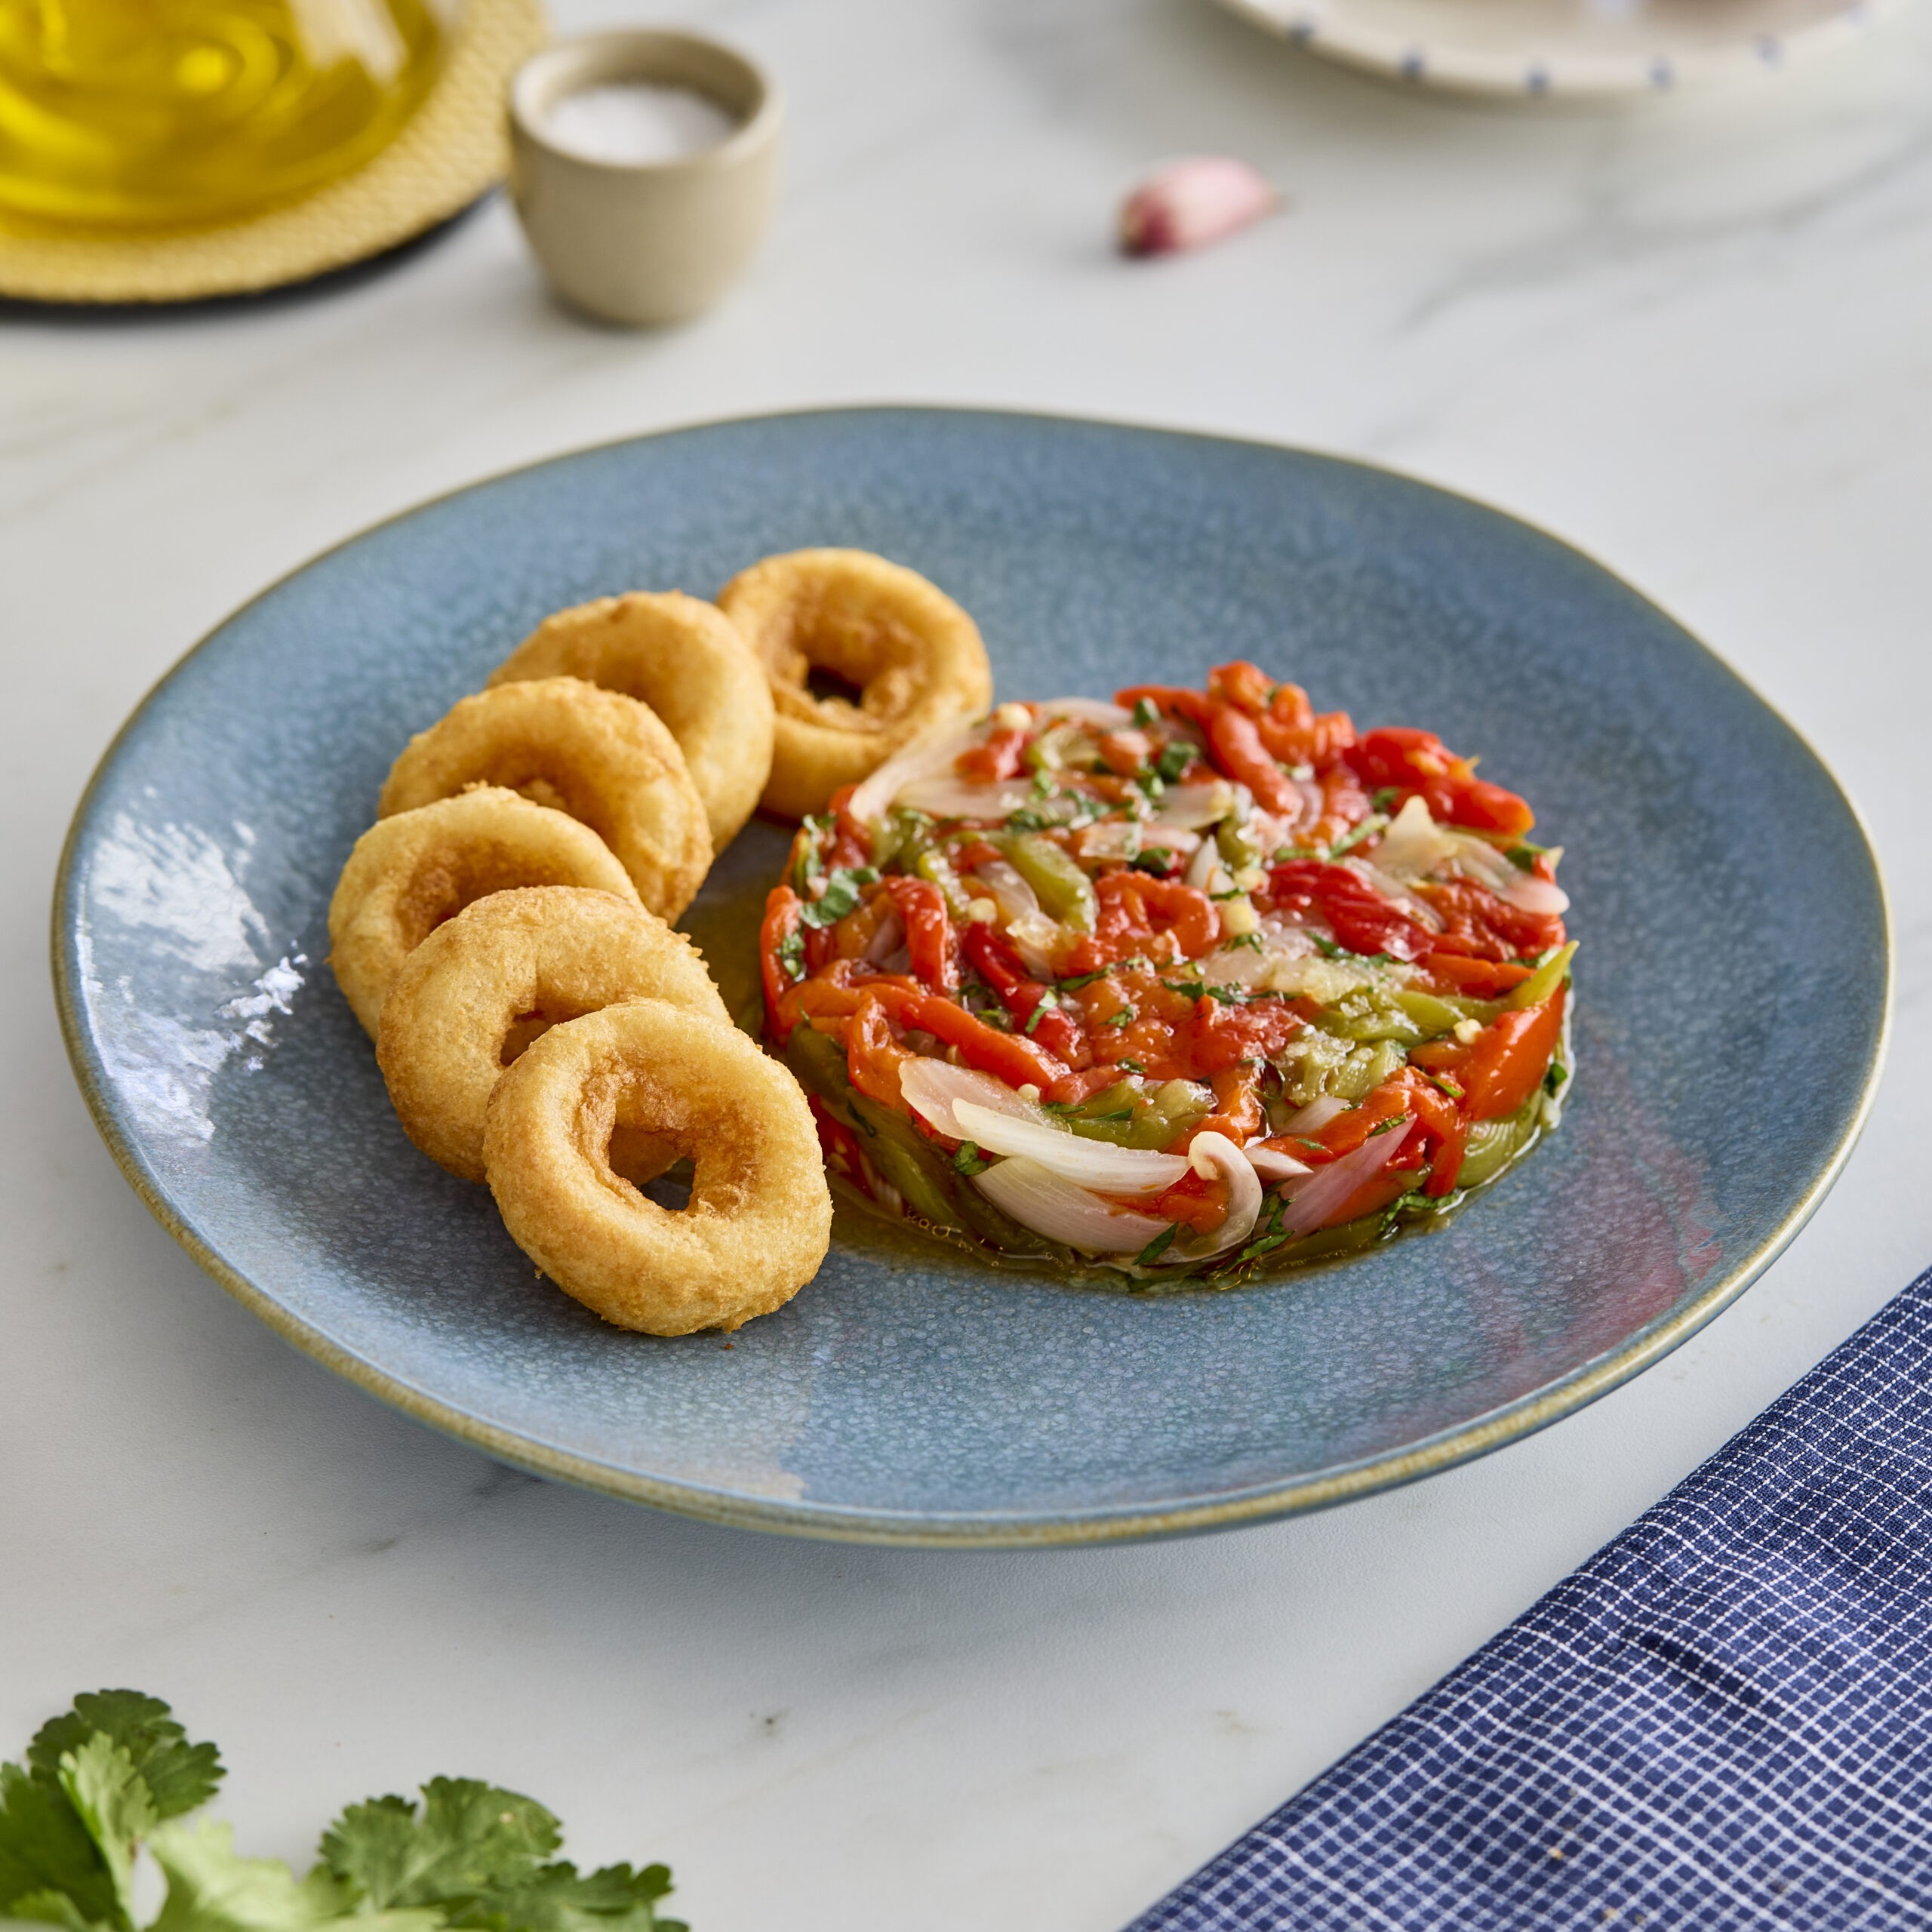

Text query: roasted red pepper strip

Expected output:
[882,875,959,995]
[1206,660,1275,714]
[1460,985,1567,1121]
[1186,1063,1265,1148]
[760,886,804,1044]
[1264,860,1434,962]
[961,921,1088,1065]
[870,983,1071,1091]
[956,723,1028,782]
[846,990,916,1112]
[1345,727,1534,840]
[1392,1068,1471,1196]
[1189,995,1303,1075]
[1154,1167,1229,1235]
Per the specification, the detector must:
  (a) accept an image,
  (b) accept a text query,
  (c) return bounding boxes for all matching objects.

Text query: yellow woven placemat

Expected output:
[0,0,546,306]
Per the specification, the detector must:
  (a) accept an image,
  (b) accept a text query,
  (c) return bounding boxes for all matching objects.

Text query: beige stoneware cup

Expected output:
[509,30,782,327]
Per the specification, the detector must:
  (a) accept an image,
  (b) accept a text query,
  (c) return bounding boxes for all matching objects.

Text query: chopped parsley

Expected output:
[1324,814,1386,861]
[1135,1223,1180,1266]
[1370,786,1400,813]
[1313,937,1395,965]
[799,863,879,927]
[1425,1070,1466,1100]
[1023,991,1061,1035]
[952,1141,992,1176]
[1130,847,1179,877]
[1366,1112,1409,1137]
[1154,739,1196,783]
[1056,967,1114,992]
[1131,697,1161,730]
[775,928,806,982]
[1224,931,1264,952]
[1106,1008,1136,1026]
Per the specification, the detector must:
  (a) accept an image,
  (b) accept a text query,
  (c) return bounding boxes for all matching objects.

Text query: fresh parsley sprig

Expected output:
[0,1692,685,1932]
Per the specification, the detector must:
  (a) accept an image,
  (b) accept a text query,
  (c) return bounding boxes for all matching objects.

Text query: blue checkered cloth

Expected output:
[1128,1266,1932,1931]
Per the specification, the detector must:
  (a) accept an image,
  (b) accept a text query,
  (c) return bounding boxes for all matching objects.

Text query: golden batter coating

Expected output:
[378,677,712,921]
[718,548,992,818]
[490,592,775,851]
[485,998,832,1334]
[376,887,728,1183]
[328,789,639,1038]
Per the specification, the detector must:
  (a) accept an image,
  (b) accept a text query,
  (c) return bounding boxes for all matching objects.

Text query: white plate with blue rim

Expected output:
[1215,0,1912,100]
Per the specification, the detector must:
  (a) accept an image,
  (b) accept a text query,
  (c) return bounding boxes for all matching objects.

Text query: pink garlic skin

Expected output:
[1119,156,1280,258]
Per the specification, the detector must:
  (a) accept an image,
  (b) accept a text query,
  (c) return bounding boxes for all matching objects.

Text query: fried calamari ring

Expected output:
[485,999,831,1334]
[488,592,774,852]
[328,789,640,1038]
[377,887,728,1183]
[378,678,711,921]
[717,548,993,818]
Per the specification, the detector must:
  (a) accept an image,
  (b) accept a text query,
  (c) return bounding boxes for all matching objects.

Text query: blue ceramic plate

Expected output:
[54,409,1889,1546]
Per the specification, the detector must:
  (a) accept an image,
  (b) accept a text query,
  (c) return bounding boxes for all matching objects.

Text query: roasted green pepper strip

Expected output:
[1506,941,1578,1011]
[994,832,1097,931]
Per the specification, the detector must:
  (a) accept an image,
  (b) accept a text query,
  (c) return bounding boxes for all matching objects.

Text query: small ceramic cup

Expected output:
[509,30,782,328]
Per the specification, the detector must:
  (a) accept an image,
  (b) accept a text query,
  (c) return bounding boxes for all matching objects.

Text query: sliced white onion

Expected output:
[1283,1094,1349,1135]
[1184,838,1225,893]
[951,1100,1190,1195]
[1154,780,1236,831]
[973,1158,1168,1253]
[896,777,1035,821]
[1075,820,1201,861]
[1006,909,1070,980]
[900,1059,1044,1138]
[845,721,989,826]
[1035,696,1133,729]
[1244,1142,1311,1182]
[1174,1131,1263,1259]
[968,858,1039,926]
[1279,1119,1414,1237]
[1374,795,1458,881]
[1500,873,1570,916]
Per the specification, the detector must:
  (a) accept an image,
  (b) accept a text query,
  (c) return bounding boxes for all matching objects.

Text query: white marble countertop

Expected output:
[8,4,1931,1927]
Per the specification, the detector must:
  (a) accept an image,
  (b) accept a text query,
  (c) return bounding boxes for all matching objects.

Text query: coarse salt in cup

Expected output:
[509,29,782,327]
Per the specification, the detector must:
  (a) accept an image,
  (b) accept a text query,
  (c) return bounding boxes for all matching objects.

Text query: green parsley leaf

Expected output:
[952,1142,991,1176]
[798,866,878,928]
[1370,786,1399,813]
[1161,980,1209,1001]
[318,1780,559,1914]
[1134,1223,1180,1267]
[0,1761,116,1930]
[1505,839,1553,873]
[454,1858,682,1932]
[1002,808,1051,832]
[1023,992,1060,1035]
[58,1737,155,1929]
[1154,740,1195,783]
[1106,1008,1135,1027]
[1366,1113,1408,1137]
[1312,937,1393,965]
[29,1694,223,1826]
[1224,932,1263,952]
[1115,1060,1148,1075]
[1128,848,1177,878]
[148,1821,352,1932]
[1131,697,1160,731]
[1426,1071,1465,1101]
[1545,1063,1570,1096]
[774,928,805,983]
[1055,968,1112,993]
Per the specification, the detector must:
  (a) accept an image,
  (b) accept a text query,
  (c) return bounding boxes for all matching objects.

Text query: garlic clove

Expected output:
[1118,156,1281,258]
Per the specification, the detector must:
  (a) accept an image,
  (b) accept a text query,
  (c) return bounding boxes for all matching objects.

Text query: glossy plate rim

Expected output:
[51,405,1894,1547]
[1214,0,1915,100]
